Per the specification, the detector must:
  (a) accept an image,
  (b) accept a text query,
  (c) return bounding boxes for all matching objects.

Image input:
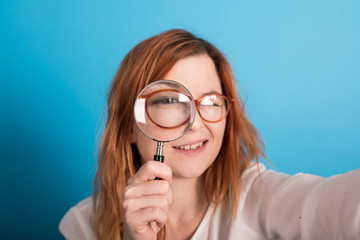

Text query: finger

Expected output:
[124,180,173,204]
[126,207,168,230]
[123,195,170,215]
[128,161,172,185]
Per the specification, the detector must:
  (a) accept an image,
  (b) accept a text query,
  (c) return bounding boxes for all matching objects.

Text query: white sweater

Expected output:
[59,163,360,239]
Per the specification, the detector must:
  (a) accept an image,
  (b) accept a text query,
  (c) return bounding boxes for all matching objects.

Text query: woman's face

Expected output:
[132,54,226,179]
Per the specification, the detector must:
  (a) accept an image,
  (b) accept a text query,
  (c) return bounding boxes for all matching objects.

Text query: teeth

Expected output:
[176,141,204,150]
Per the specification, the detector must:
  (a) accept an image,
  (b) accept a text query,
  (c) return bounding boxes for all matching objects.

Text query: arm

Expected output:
[243,168,360,239]
[301,169,360,239]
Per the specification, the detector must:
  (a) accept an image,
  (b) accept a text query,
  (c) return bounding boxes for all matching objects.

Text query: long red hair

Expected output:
[92,29,265,239]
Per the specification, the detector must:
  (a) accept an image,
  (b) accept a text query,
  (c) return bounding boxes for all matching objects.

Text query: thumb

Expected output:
[150,221,163,233]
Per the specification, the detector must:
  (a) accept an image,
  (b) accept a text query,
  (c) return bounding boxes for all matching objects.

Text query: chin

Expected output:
[173,172,203,179]
[170,163,210,179]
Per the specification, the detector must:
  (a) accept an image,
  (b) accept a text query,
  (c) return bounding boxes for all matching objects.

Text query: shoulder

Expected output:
[59,196,96,240]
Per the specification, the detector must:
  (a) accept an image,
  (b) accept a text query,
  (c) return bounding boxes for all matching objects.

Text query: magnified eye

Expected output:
[146,92,191,129]
[149,96,179,105]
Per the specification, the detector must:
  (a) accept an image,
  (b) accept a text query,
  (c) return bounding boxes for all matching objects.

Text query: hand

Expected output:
[123,161,173,240]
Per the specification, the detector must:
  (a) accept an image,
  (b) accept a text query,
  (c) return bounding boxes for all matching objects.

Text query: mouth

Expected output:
[172,140,208,150]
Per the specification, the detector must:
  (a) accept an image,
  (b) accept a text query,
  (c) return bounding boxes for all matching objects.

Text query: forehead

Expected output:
[164,55,222,97]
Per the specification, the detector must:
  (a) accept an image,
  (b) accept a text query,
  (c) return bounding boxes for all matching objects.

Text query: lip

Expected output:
[171,139,208,156]
[172,139,208,148]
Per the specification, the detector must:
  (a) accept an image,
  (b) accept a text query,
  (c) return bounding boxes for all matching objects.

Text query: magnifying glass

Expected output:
[134,80,196,167]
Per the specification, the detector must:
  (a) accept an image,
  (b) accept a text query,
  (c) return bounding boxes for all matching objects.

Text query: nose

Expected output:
[190,110,204,131]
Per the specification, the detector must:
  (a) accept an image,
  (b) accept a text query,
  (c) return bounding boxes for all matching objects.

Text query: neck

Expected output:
[166,175,209,238]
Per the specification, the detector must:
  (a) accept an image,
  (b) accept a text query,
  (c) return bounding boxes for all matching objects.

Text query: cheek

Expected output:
[133,128,158,164]
[212,121,227,157]
[213,120,226,143]
[205,120,226,161]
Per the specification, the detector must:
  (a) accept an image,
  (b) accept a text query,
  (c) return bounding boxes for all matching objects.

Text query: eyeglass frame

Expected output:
[139,88,233,129]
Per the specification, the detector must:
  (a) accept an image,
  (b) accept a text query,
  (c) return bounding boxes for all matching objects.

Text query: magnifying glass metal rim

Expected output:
[134,79,196,143]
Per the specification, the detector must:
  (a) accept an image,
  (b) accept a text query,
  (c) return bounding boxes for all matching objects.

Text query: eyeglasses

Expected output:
[139,89,232,128]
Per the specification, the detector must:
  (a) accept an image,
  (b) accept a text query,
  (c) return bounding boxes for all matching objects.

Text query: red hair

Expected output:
[92,29,265,239]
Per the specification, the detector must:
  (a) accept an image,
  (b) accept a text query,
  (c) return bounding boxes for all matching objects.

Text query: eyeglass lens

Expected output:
[198,95,228,122]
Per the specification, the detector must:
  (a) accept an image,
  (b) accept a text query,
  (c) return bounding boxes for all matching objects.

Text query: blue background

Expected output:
[1,0,359,239]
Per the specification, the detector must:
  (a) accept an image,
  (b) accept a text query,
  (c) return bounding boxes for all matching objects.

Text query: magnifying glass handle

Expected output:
[153,154,164,163]
[154,142,164,180]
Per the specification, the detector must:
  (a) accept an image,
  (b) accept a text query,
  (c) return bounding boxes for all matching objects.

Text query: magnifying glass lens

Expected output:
[134,80,195,142]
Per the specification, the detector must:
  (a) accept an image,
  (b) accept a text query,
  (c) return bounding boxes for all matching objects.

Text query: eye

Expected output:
[149,97,179,105]
[200,95,222,107]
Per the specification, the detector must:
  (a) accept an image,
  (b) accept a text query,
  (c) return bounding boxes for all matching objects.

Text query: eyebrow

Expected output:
[158,82,182,88]
[150,81,223,98]
[153,82,222,96]
[142,82,187,96]
[199,90,223,98]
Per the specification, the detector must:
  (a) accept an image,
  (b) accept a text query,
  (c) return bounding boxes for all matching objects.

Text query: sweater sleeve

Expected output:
[59,197,96,240]
[301,169,360,239]
[243,168,360,239]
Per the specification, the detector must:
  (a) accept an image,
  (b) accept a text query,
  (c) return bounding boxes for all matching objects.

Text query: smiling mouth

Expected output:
[172,140,208,150]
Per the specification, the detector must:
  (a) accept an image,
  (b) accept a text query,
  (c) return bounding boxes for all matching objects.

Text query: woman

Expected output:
[59,29,360,239]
